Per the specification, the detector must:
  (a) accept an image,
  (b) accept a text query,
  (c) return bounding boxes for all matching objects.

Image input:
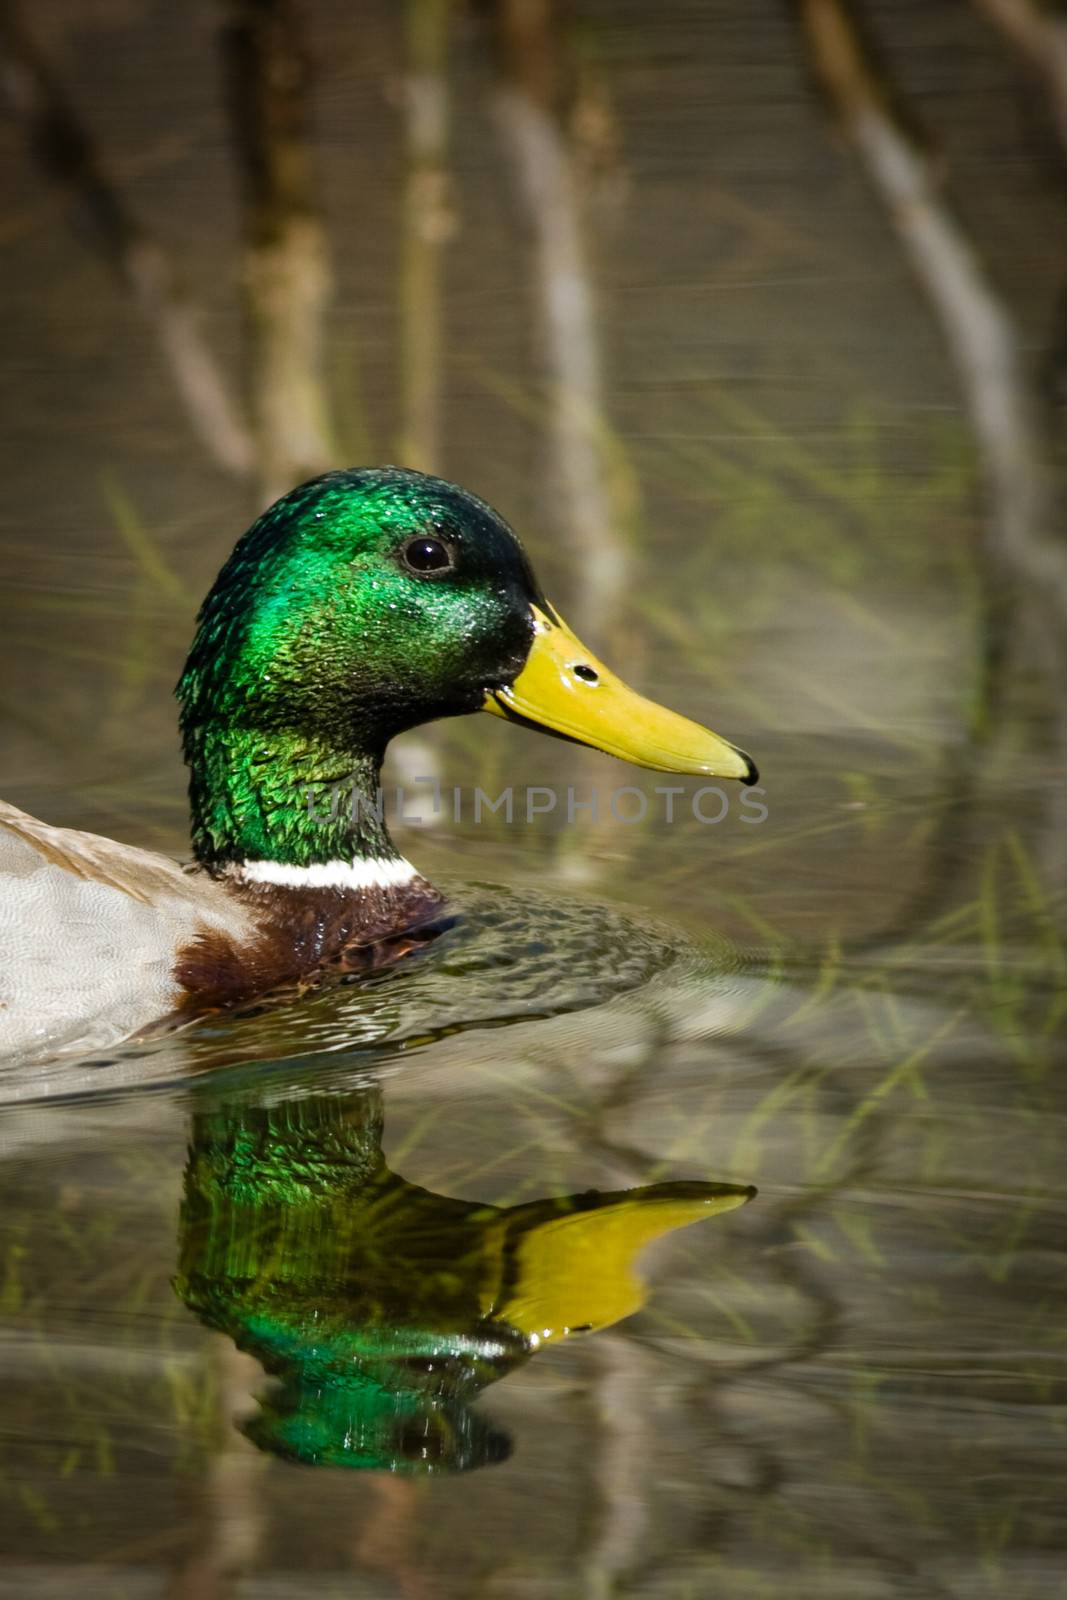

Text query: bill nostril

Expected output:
[572,664,599,683]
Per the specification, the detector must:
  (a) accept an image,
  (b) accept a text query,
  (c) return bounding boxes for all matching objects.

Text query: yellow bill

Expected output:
[484,605,758,783]
[484,1181,755,1344]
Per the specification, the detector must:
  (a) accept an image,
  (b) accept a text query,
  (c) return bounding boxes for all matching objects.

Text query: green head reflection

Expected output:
[175,1086,754,1473]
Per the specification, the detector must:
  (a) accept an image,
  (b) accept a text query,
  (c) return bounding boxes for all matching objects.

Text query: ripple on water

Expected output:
[0,879,749,1107]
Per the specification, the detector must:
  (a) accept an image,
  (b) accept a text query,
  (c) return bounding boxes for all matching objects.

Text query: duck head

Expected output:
[178,467,756,874]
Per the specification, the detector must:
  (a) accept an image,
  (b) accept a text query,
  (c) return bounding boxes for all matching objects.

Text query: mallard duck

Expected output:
[176,1082,754,1471]
[0,467,756,1065]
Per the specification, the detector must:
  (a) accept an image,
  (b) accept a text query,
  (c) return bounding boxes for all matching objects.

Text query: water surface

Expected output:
[1,2,1065,1596]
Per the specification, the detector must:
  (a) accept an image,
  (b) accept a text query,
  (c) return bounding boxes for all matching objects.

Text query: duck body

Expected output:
[0,800,252,1060]
[0,799,445,1062]
[0,467,756,1066]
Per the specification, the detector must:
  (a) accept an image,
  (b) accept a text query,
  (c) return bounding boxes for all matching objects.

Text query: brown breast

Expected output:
[173,874,448,1012]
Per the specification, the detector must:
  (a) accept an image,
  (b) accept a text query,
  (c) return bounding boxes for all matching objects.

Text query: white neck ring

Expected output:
[233,856,419,892]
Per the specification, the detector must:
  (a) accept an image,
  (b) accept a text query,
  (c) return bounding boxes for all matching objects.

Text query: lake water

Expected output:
[1,2,1065,1596]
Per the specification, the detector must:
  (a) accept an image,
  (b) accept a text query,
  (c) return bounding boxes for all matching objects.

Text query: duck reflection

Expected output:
[175,1082,754,1473]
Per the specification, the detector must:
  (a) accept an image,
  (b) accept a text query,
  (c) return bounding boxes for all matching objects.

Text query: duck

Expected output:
[0,466,757,1065]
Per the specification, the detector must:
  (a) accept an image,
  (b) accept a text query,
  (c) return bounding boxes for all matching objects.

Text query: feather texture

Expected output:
[0,802,252,1064]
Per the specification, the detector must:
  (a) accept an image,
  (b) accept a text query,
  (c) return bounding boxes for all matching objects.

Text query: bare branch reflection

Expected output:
[219,0,335,504]
[0,0,254,476]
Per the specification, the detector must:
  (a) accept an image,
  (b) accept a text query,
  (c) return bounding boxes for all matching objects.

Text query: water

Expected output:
[2,1,1066,1595]
[1,775,1061,1597]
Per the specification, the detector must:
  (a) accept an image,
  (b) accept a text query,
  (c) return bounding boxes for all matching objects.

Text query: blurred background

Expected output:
[2,0,1065,926]
[1,2,1066,1597]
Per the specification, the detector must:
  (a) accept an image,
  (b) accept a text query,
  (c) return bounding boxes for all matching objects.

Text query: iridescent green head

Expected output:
[180,468,540,755]
[177,466,755,870]
[177,468,544,867]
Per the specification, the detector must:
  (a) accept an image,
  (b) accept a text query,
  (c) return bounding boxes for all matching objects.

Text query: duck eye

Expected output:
[401,535,454,575]
[572,663,599,683]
